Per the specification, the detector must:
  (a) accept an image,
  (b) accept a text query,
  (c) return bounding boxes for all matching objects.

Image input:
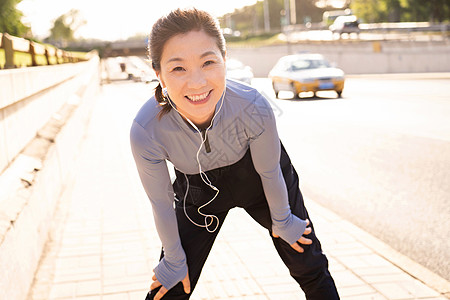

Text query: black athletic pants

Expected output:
[146,143,340,299]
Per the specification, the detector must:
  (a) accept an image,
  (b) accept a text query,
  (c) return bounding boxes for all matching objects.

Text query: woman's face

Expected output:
[157,30,226,127]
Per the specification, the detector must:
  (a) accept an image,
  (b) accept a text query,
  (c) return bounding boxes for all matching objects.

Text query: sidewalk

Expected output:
[28,82,449,300]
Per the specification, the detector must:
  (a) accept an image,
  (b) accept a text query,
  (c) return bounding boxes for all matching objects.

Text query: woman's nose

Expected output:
[187,69,207,89]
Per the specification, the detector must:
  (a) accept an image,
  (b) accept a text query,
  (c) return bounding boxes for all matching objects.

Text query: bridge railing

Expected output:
[0,33,92,69]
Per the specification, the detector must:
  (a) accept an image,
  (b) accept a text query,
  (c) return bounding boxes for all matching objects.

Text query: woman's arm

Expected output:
[130,120,187,290]
[247,93,308,246]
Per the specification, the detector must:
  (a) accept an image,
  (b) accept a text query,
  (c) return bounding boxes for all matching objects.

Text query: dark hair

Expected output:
[149,8,226,118]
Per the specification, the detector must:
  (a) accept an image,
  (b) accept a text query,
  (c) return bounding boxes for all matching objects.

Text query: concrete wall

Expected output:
[0,62,94,174]
[227,40,450,77]
[0,57,100,300]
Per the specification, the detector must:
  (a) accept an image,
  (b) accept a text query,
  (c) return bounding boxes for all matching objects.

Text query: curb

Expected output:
[345,72,450,80]
[307,199,450,298]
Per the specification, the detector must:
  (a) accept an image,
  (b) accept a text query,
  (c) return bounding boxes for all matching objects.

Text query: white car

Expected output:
[269,53,345,98]
[329,15,360,36]
[226,58,254,85]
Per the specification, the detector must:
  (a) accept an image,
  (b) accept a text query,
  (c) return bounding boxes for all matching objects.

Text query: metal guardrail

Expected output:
[358,22,450,32]
[284,21,450,33]
[0,33,92,69]
[280,21,450,43]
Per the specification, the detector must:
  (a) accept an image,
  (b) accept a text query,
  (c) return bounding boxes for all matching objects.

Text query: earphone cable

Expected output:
[165,88,225,233]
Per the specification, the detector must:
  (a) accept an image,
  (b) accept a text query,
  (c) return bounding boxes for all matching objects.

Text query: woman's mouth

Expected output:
[185,91,211,104]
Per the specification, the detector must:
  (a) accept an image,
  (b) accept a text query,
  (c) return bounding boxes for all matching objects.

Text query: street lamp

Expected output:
[258,0,270,32]
[290,0,296,25]
[283,0,290,25]
[280,6,292,54]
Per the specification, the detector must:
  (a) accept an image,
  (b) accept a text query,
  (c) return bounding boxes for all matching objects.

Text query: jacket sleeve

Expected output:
[130,120,187,290]
[246,93,307,245]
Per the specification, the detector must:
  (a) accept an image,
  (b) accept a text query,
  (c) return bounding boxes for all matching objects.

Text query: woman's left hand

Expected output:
[272,219,312,253]
[150,271,190,300]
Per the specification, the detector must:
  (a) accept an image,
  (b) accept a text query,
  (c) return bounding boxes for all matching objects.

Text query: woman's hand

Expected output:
[272,219,312,252]
[150,271,190,300]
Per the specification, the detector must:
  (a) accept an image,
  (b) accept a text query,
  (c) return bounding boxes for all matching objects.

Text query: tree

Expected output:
[386,0,402,22]
[403,0,450,22]
[0,0,30,36]
[48,9,86,46]
[350,0,450,23]
[350,0,388,23]
[294,0,326,24]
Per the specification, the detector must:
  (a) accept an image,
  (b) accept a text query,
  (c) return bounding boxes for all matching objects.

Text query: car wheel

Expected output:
[272,82,279,98]
[291,83,300,99]
[336,90,343,98]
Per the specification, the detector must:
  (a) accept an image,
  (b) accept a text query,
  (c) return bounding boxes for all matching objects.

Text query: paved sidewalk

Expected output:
[28,82,449,300]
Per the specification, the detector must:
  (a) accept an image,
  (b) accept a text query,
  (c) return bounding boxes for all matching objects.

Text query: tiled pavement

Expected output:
[27,82,449,300]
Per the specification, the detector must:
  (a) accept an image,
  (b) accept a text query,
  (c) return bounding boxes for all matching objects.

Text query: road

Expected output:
[252,75,450,281]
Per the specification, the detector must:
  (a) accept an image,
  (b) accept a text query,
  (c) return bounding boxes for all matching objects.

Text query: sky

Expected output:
[17,0,260,41]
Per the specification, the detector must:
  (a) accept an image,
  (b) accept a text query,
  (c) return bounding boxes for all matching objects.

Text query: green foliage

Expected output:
[0,0,30,36]
[221,0,284,35]
[351,0,450,23]
[403,0,450,22]
[222,0,326,35]
[351,0,386,23]
[225,32,281,45]
[48,9,86,44]
[50,16,74,41]
[293,0,326,23]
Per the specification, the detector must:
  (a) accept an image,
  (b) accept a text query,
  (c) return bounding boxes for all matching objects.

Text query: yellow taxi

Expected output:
[269,53,345,98]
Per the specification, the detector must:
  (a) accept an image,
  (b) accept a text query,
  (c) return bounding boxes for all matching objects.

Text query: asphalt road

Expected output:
[252,75,450,282]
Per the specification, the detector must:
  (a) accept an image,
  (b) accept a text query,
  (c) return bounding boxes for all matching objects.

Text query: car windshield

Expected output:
[227,59,244,71]
[335,15,358,24]
[290,58,330,71]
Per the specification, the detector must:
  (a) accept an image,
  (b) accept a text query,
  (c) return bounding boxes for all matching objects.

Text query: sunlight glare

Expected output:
[18,0,258,41]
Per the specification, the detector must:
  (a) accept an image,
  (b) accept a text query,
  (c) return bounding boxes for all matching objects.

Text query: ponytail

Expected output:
[155,83,172,120]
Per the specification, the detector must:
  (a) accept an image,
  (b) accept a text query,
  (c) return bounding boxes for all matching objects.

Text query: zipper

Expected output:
[201,129,211,153]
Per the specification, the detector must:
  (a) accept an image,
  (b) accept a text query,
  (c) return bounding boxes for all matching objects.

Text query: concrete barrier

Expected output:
[227,40,450,77]
[0,61,95,174]
[0,57,100,300]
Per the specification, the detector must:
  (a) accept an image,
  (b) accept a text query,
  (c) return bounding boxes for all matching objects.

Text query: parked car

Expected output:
[329,15,360,36]
[268,53,345,98]
[226,58,254,85]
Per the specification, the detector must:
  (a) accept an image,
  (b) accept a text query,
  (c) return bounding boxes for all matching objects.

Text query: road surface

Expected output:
[252,74,450,281]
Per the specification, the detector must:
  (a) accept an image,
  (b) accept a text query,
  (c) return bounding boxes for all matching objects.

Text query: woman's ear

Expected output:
[155,71,165,88]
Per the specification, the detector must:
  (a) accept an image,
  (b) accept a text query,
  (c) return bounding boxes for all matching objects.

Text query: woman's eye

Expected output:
[172,66,185,72]
[203,60,215,67]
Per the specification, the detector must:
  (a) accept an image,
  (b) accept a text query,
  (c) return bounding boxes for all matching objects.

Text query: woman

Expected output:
[130,8,340,300]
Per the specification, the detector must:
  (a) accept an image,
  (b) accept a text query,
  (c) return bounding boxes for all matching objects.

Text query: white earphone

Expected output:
[163,87,225,233]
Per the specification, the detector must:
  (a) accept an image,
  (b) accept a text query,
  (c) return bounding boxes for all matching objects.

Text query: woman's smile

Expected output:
[185,90,212,104]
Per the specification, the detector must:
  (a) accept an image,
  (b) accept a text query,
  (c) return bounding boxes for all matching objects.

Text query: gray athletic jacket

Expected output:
[130,79,307,290]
